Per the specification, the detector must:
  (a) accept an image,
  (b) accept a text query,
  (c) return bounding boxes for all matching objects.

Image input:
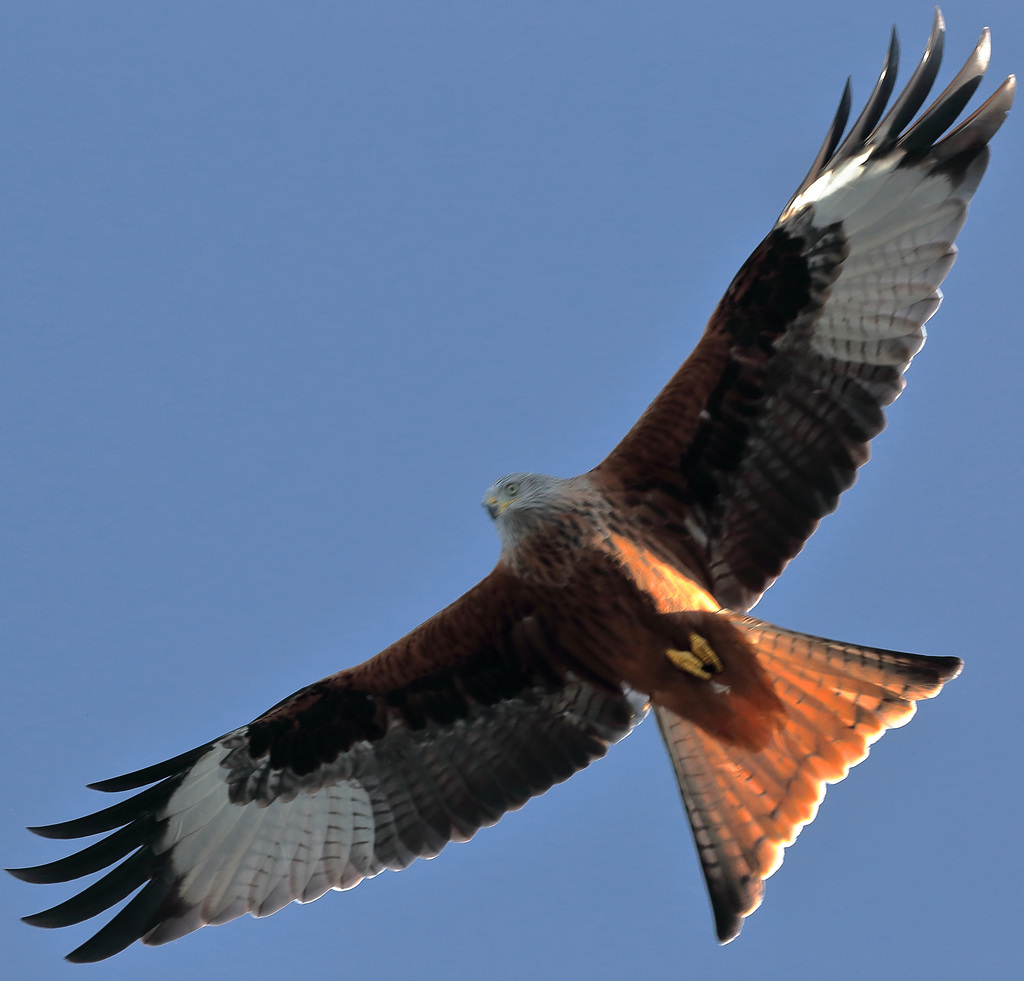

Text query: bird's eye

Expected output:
[505,482,519,497]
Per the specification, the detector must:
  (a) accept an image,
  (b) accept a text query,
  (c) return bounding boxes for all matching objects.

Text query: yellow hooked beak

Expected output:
[485,496,512,519]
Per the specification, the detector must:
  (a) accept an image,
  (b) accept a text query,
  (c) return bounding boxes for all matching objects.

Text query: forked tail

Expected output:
[655,614,962,943]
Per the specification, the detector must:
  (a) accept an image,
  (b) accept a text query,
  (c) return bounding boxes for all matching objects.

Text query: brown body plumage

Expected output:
[9,12,1012,961]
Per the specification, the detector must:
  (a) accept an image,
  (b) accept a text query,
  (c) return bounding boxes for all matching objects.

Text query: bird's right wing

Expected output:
[9,571,647,962]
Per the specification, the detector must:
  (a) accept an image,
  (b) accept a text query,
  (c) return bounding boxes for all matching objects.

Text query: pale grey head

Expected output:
[483,472,577,551]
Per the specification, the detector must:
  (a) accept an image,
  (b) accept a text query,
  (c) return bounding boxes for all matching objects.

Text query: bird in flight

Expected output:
[10,11,1015,962]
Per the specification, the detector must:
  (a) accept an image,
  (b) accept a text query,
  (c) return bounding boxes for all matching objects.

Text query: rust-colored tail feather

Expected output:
[655,614,961,943]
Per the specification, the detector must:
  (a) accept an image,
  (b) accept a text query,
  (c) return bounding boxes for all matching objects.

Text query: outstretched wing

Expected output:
[8,572,647,963]
[597,13,1015,612]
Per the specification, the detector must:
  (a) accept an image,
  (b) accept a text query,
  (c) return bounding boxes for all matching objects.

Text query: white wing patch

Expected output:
[788,140,982,370]
[128,681,648,947]
[777,25,1012,376]
[144,739,387,943]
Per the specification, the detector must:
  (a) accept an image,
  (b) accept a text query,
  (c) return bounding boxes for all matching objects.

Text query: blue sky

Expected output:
[3,2,1022,979]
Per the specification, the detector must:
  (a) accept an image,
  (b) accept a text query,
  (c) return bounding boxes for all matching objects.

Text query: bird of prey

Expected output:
[10,12,1015,962]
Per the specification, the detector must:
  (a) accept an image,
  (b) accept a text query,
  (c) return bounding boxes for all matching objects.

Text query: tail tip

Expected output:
[937,655,964,684]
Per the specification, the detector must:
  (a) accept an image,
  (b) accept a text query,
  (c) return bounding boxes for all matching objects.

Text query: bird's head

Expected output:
[483,472,573,546]
[483,473,547,519]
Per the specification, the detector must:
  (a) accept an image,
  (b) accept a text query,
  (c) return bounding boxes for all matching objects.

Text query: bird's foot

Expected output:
[667,632,724,681]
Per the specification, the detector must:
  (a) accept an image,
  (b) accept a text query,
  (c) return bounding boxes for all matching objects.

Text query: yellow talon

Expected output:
[666,647,712,679]
[688,632,724,673]
[666,633,724,681]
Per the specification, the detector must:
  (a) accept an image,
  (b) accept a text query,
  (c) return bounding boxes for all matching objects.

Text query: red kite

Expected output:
[10,13,1015,961]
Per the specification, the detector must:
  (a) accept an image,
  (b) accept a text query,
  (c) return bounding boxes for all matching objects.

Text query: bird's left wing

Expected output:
[9,570,647,962]
[596,16,1014,611]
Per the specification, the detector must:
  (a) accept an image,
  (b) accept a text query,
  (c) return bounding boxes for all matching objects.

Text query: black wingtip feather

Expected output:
[872,11,945,146]
[64,877,174,963]
[21,849,157,930]
[829,26,900,163]
[787,11,1012,211]
[87,744,211,792]
[930,74,1015,167]
[897,28,990,156]
[8,819,156,884]
[792,80,852,203]
[26,779,184,840]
